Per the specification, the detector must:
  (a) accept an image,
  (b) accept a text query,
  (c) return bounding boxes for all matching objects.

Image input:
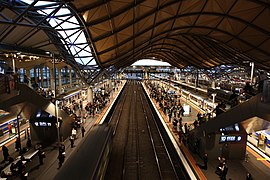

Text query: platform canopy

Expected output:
[1,0,270,77]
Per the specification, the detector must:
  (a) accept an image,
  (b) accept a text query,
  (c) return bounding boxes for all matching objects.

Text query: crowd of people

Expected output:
[57,82,120,169]
[146,81,194,145]
[85,89,111,117]
[0,137,45,179]
[0,75,121,177]
[145,80,256,179]
[36,88,55,99]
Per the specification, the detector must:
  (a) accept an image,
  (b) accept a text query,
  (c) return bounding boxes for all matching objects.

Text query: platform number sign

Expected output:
[220,135,242,143]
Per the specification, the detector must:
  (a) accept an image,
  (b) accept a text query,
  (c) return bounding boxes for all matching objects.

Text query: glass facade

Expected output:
[17,65,78,89]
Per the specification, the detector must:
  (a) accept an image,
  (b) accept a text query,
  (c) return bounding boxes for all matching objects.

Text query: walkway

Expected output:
[145,81,270,180]
[0,80,125,180]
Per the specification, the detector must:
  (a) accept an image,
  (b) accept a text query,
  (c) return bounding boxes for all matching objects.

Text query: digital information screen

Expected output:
[219,135,242,143]
[34,122,52,127]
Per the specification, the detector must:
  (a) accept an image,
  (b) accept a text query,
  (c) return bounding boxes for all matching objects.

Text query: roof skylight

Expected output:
[21,0,97,67]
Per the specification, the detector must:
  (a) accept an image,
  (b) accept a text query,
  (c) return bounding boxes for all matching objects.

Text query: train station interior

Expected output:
[0,0,270,179]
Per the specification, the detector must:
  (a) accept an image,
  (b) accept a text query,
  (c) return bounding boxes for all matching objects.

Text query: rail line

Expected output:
[105,80,189,180]
[139,85,179,179]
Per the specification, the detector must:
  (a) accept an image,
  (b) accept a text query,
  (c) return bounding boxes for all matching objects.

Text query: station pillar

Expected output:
[69,68,73,86]
[40,65,44,88]
[87,86,93,104]
[76,74,79,84]
[58,68,62,93]
[195,70,199,88]
[144,71,148,79]
[34,67,37,85]
[50,68,55,90]
[25,69,32,87]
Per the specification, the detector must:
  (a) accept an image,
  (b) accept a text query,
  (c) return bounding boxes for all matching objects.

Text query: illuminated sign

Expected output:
[220,135,242,143]
[33,122,52,127]
[219,124,240,132]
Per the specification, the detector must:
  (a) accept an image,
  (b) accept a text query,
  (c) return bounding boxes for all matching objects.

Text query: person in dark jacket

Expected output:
[69,135,74,148]
[26,138,32,148]
[58,152,65,169]
[81,126,85,137]
[15,138,21,152]
[38,148,45,165]
[2,145,9,161]
[246,173,253,180]
[203,153,208,170]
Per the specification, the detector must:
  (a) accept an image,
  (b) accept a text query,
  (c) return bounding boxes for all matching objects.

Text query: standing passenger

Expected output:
[81,126,85,138]
[69,135,74,148]
[58,153,65,169]
[15,138,20,152]
[38,148,45,165]
[72,128,77,139]
[2,145,9,161]
[203,153,208,170]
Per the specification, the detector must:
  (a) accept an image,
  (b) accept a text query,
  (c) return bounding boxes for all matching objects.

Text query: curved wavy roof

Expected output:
[1,0,270,72]
[68,0,270,70]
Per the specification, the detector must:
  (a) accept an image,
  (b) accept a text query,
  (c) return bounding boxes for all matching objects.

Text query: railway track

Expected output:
[105,80,188,180]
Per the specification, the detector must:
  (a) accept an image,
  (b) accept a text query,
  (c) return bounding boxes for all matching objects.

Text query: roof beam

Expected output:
[85,0,145,26]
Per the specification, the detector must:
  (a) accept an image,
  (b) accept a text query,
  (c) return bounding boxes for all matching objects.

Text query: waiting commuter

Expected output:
[59,144,65,155]
[220,163,228,180]
[172,119,178,129]
[26,138,32,148]
[184,123,188,134]
[38,148,45,165]
[203,153,208,170]
[195,153,208,170]
[193,120,199,128]
[2,145,9,162]
[197,112,202,121]
[69,135,75,148]
[168,111,172,122]
[246,173,253,180]
[16,159,26,179]
[15,137,21,152]
[81,126,85,137]
[178,130,183,143]
[8,123,12,136]
[58,153,65,169]
[23,74,29,84]
[71,128,77,139]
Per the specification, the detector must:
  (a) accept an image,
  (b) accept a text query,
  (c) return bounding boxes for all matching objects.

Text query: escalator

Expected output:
[0,83,74,143]
[191,93,270,160]
[194,93,270,136]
